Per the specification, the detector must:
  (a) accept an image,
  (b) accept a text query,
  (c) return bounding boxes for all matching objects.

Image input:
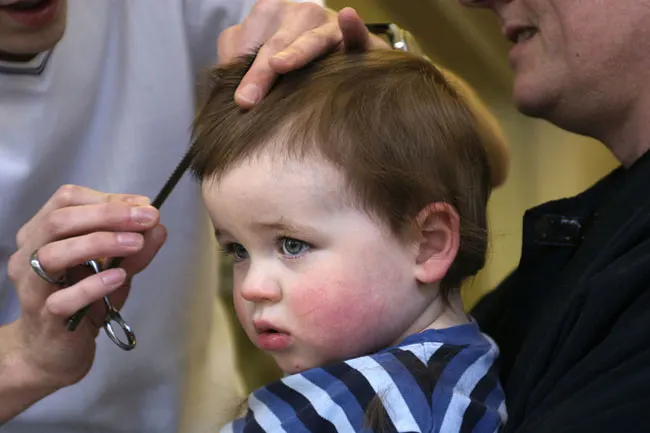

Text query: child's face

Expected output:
[202,152,435,374]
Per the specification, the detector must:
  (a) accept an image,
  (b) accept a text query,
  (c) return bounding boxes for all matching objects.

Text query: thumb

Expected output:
[338,7,371,52]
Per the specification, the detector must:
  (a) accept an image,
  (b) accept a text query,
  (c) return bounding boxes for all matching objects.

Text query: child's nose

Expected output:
[239,269,282,303]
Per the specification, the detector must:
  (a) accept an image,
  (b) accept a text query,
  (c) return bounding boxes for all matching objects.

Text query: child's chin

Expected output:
[275,357,313,375]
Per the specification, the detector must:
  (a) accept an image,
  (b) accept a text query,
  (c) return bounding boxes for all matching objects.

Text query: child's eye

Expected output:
[221,243,249,262]
[280,237,310,257]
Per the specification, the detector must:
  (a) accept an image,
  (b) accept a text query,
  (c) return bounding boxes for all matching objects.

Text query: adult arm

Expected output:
[0,186,165,424]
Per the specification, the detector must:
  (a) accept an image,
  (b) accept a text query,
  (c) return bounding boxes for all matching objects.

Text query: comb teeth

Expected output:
[66,145,195,332]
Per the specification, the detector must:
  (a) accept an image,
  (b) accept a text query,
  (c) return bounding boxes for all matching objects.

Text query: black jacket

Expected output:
[472,150,650,433]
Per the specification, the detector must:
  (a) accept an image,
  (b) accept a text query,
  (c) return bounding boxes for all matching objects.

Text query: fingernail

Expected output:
[273,51,292,61]
[117,232,143,247]
[124,196,150,205]
[237,84,261,105]
[101,268,126,286]
[131,206,157,225]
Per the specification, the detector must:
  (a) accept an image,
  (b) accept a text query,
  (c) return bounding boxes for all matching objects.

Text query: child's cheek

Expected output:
[233,292,255,340]
[289,278,389,356]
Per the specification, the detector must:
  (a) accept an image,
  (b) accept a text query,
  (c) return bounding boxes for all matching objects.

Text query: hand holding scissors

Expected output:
[6,185,166,387]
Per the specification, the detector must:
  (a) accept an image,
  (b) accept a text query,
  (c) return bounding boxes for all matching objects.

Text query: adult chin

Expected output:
[0,0,67,58]
[511,73,561,121]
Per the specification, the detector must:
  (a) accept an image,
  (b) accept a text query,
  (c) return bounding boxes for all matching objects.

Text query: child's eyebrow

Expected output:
[213,227,231,239]
[251,219,315,234]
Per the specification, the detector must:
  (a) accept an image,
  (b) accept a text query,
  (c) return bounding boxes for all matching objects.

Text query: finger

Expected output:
[8,250,61,315]
[269,21,342,74]
[102,224,167,312]
[118,224,167,277]
[236,0,286,56]
[36,232,146,275]
[235,2,332,107]
[17,185,149,248]
[234,33,287,107]
[217,25,241,64]
[338,7,370,52]
[23,203,159,256]
[45,268,128,316]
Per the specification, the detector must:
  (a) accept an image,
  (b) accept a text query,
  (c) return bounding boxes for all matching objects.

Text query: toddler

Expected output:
[190,49,506,433]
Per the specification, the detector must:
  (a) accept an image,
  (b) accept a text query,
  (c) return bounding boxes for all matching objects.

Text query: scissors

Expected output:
[64,147,195,350]
[81,259,137,350]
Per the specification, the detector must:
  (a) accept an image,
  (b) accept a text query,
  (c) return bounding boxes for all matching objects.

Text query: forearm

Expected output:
[0,323,59,425]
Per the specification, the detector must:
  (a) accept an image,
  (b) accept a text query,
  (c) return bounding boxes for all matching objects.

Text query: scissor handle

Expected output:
[102,296,137,351]
[74,260,137,351]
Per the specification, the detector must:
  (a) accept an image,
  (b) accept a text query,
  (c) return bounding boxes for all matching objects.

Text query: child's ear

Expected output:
[412,203,460,284]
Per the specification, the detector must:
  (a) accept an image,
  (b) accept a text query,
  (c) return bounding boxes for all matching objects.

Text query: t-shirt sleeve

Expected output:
[183,0,325,72]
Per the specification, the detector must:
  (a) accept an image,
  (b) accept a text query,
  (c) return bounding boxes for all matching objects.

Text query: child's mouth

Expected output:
[254,321,292,351]
[257,331,291,351]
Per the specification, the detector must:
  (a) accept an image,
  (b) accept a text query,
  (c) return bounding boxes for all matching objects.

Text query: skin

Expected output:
[0,0,386,104]
[0,0,67,58]
[202,153,467,374]
[0,186,166,423]
[460,0,650,166]
[0,0,383,422]
[218,4,388,107]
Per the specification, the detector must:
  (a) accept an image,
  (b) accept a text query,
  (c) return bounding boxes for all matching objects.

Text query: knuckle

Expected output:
[267,33,293,52]
[298,1,326,19]
[252,0,283,17]
[7,251,23,283]
[217,25,237,45]
[16,226,28,248]
[77,281,94,305]
[44,209,67,236]
[54,184,79,206]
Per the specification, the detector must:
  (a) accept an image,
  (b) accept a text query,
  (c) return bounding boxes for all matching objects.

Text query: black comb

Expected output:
[66,147,195,332]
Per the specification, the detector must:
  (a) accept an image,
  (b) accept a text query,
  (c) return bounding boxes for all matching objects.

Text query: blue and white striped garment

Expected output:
[222,320,506,433]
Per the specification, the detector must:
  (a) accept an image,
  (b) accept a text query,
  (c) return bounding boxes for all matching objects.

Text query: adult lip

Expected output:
[0,0,59,28]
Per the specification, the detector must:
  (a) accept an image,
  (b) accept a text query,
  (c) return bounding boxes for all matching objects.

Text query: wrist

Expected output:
[0,323,61,423]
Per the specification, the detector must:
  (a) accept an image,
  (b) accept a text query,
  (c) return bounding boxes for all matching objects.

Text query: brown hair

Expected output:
[190,50,492,298]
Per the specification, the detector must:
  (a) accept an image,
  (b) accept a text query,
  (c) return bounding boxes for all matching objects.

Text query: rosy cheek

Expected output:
[289,278,388,356]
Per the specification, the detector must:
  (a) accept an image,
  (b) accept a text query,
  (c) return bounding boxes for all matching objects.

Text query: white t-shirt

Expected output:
[0,0,320,432]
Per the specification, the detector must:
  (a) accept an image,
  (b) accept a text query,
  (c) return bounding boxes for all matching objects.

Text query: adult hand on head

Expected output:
[0,185,166,423]
[217,0,390,108]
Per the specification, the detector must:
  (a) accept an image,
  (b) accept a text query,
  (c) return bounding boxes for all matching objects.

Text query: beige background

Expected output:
[224,0,620,392]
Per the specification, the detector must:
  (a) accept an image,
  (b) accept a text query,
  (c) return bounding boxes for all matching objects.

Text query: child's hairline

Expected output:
[196,124,442,246]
